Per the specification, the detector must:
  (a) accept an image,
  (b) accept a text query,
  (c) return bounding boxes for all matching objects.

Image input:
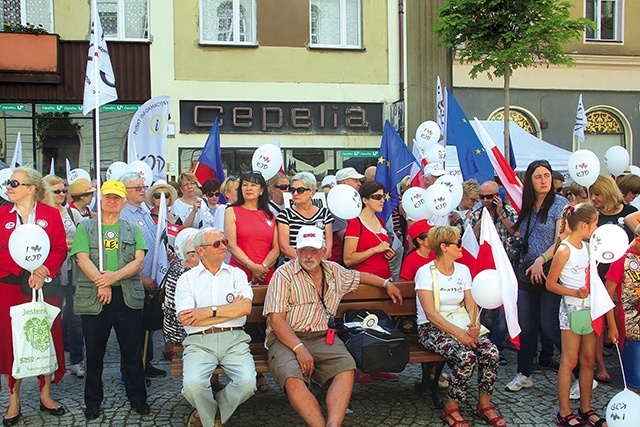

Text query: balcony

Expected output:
[0,32,60,83]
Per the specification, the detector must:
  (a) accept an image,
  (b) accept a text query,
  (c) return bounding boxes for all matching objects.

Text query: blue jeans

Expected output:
[481,307,507,352]
[516,288,562,377]
[623,340,640,390]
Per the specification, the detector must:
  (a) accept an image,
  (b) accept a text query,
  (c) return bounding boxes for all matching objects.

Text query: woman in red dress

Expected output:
[0,167,68,425]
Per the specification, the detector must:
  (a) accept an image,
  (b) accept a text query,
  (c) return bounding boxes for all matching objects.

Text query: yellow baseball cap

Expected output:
[101,180,126,198]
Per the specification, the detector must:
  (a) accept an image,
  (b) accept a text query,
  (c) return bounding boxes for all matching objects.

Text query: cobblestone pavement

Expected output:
[1,331,628,426]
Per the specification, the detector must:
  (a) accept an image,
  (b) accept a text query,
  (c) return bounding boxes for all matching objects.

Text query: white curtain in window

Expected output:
[98,0,118,38]
[345,0,359,46]
[238,0,253,42]
[124,0,148,39]
[202,0,254,43]
[313,0,340,45]
[1,0,21,27]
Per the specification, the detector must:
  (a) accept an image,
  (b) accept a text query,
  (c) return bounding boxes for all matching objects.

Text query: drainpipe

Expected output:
[398,0,404,103]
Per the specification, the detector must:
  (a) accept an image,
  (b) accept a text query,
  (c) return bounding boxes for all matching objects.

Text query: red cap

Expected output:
[408,220,433,240]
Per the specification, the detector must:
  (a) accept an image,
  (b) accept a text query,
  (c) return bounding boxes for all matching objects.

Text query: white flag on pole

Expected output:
[127,97,170,181]
[151,192,170,285]
[65,159,72,181]
[82,0,117,116]
[10,132,22,169]
[436,76,445,137]
[574,94,588,145]
[49,158,55,175]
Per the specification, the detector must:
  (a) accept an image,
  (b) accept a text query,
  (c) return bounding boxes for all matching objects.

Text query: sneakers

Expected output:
[505,373,533,392]
[569,379,598,400]
[144,365,167,378]
[69,363,85,378]
[355,372,373,384]
[370,372,399,382]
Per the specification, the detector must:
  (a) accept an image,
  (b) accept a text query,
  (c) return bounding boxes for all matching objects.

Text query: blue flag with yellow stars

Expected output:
[375,120,421,222]
[445,88,494,183]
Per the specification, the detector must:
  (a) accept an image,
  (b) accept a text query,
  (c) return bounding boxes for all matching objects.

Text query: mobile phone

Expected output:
[325,328,336,345]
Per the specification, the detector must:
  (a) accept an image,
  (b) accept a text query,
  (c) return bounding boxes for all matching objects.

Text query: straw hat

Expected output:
[146,180,178,206]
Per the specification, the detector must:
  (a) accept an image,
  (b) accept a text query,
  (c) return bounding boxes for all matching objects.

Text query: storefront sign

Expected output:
[40,104,82,113]
[340,149,379,158]
[101,104,141,112]
[0,103,26,112]
[180,101,383,135]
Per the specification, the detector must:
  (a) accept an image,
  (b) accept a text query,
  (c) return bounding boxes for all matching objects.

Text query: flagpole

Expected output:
[91,0,104,271]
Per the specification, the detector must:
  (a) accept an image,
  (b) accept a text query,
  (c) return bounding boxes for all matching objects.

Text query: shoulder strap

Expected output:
[430,264,440,312]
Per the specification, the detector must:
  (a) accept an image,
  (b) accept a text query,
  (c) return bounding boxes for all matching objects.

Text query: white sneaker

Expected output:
[69,363,85,378]
[569,379,598,400]
[505,373,533,392]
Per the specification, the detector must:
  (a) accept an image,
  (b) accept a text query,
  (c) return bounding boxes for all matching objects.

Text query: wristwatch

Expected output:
[211,306,218,317]
[383,278,392,288]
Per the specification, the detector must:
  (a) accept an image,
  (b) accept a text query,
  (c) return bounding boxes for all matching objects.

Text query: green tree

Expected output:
[433,0,593,161]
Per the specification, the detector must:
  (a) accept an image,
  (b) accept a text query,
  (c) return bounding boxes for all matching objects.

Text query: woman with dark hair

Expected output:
[505,160,568,393]
[225,171,279,285]
[201,178,221,217]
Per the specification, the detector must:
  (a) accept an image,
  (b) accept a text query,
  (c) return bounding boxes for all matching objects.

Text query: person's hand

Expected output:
[385,283,403,305]
[449,211,462,225]
[526,258,547,285]
[89,212,98,219]
[294,345,314,376]
[576,286,589,299]
[373,241,391,254]
[28,272,46,290]
[179,306,215,326]
[94,271,119,288]
[493,194,504,216]
[383,248,395,260]
[455,328,478,349]
[608,325,619,346]
[248,261,268,282]
[97,286,112,305]
[141,275,157,292]
[467,323,480,338]
[32,265,50,280]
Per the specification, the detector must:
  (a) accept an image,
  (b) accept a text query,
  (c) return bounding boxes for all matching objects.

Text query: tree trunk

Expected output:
[503,67,511,165]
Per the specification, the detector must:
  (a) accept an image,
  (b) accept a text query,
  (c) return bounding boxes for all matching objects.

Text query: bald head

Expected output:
[479,181,500,209]
[364,166,377,182]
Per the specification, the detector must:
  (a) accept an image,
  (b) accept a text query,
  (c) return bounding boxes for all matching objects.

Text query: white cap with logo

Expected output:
[296,225,324,249]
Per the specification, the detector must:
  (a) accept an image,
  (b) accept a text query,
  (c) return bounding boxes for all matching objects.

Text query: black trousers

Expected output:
[81,286,147,408]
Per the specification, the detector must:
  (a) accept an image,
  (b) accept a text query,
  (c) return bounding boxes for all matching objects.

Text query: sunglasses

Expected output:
[479,194,497,200]
[52,189,68,195]
[554,187,563,193]
[368,194,385,201]
[200,238,229,249]
[272,184,290,191]
[289,186,311,194]
[125,185,148,192]
[443,239,462,248]
[153,192,171,200]
[4,179,31,188]
[207,191,220,198]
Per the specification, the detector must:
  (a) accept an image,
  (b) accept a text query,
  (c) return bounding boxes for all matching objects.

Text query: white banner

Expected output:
[127,96,170,182]
[283,192,327,209]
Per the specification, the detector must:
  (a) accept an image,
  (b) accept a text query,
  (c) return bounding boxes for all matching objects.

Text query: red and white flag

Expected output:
[477,208,521,348]
[457,224,479,275]
[473,118,523,213]
[586,260,615,336]
[409,141,427,188]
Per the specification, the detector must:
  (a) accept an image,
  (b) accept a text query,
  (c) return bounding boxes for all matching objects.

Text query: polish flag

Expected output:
[457,224,479,275]
[586,261,615,336]
[409,141,427,188]
[473,118,523,213]
[476,208,521,348]
[274,138,286,174]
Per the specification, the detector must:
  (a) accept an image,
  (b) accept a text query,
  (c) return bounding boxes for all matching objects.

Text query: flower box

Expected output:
[0,32,59,73]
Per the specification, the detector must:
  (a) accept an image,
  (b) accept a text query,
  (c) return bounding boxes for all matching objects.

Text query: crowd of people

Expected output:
[0,158,639,427]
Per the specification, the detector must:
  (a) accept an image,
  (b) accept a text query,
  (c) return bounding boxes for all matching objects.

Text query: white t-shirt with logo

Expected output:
[414,261,472,325]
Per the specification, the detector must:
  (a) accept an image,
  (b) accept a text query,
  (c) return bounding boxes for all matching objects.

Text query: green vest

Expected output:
[73,218,145,315]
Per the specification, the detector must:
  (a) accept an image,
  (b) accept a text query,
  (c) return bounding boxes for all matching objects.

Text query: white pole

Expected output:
[92,0,104,271]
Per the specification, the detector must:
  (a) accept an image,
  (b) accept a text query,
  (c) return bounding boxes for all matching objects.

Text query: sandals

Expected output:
[441,407,470,427]
[578,408,607,427]
[556,412,582,427]
[256,373,270,393]
[476,405,506,427]
[595,370,611,383]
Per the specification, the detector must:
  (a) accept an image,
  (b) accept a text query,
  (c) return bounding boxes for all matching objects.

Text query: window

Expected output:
[97,0,149,41]
[200,0,256,45]
[581,108,628,159]
[1,0,53,33]
[586,0,623,42]
[309,0,362,49]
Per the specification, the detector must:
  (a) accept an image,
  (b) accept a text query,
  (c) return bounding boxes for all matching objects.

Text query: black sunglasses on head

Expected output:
[153,192,171,199]
[289,186,311,194]
[52,189,68,194]
[4,179,30,188]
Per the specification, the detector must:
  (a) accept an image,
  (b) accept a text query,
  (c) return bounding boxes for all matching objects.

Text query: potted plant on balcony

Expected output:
[0,22,59,73]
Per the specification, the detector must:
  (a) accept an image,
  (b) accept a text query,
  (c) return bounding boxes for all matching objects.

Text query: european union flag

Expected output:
[445,89,494,183]
[375,120,421,222]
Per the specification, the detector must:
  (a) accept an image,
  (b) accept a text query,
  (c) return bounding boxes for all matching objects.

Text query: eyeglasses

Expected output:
[206,191,220,198]
[368,194,385,201]
[443,239,462,248]
[51,189,68,195]
[566,191,574,197]
[272,184,290,191]
[200,238,229,249]
[153,192,171,200]
[479,194,497,200]
[289,186,311,194]
[4,180,31,188]
[125,185,148,192]
[298,247,321,255]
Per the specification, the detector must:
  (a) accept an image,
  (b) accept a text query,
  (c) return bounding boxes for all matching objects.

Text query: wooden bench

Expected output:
[171,281,447,408]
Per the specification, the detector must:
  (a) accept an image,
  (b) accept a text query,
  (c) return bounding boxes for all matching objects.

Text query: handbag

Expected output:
[430,265,489,341]
[516,259,551,292]
[563,296,593,335]
[9,289,60,379]
[336,309,410,374]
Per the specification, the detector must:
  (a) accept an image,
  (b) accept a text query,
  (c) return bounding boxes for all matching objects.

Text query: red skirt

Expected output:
[0,283,66,391]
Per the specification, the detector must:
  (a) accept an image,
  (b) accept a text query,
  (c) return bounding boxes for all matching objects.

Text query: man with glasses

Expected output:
[264,226,402,426]
[118,172,167,378]
[175,227,256,427]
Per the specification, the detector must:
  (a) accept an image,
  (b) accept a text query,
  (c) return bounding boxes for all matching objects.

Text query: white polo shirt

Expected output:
[175,261,253,335]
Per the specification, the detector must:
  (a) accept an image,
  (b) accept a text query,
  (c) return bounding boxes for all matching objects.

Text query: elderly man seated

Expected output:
[263,225,403,427]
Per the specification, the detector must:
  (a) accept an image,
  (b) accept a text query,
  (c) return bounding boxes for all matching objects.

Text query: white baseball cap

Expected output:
[321,175,337,188]
[336,167,365,182]
[296,226,324,249]
[424,163,445,177]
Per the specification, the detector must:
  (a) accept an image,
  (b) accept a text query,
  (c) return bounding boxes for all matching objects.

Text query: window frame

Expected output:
[308,0,363,50]
[1,0,55,33]
[584,0,624,43]
[98,0,150,42]
[199,0,257,46]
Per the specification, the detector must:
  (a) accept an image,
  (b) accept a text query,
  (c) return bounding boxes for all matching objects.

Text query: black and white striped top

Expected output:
[277,207,334,254]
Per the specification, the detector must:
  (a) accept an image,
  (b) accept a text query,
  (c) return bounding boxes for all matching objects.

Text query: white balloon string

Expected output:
[615,342,627,390]
[476,307,483,326]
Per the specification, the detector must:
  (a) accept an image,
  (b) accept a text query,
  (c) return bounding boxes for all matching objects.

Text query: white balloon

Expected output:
[106,161,128,181]
[402,187,431,221]
[425,144,447,164]
[568,149,600,187]
[9,224,51,271]
[472,269,503,309]
[590,224,629,264]
[252,144,282,181]
[434,175,463,209]
[126,160,153,187]
[327,184,362,220]
[604,146,630,177]
[424,185,452,217]
[68,168,91,184]
[174,227,200,259]
[415,121,441,149]
[0,168,13,201]
[630,165,640,177]
[606,388,640,426]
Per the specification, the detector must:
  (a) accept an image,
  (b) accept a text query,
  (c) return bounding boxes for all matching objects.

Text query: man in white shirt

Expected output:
[176,227,256,427]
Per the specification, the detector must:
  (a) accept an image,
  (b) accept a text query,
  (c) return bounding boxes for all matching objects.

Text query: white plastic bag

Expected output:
[10,288,60,379]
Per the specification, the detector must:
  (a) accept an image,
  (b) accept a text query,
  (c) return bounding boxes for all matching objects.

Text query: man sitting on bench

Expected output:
[176,227,256,427]
[263,226,403,427]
